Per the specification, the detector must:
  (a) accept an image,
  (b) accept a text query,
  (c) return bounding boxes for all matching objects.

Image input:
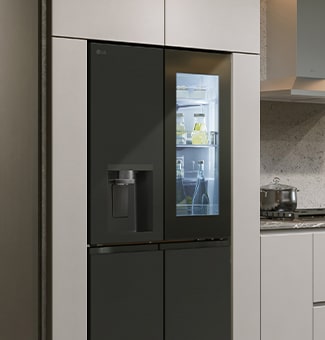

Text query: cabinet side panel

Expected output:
[231,53,260,340]
[52,38,87,340]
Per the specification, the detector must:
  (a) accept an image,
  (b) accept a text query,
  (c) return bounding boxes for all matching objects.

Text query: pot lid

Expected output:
[261,177,297,191]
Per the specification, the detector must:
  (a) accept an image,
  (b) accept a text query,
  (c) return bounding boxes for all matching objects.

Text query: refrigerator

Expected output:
[88,42,231,340]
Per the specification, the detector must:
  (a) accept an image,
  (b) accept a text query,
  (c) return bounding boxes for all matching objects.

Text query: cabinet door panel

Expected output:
[314,232,325,302]
[165,0,259,53]
[53,0,164,45]
[261,233,313,340]
[314,306,325,340]
[165,245,230,340]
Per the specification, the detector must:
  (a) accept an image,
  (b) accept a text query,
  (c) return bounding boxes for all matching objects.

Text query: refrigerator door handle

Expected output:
[89,244,159,255]
[159,239,229,251]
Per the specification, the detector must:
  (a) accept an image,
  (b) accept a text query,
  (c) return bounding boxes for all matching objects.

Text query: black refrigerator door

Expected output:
[89,245,163,340]
[165,49,231,240]
[164,242,231,340]
[89,42,164,244]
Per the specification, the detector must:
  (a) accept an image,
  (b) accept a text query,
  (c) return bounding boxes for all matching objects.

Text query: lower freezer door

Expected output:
[89,247,163,340]
[164,244,231,340]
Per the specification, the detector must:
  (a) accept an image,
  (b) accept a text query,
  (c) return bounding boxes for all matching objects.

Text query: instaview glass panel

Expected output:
[176,73,219,217]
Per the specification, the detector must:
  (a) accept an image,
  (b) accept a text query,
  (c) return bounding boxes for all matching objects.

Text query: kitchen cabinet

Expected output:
[314,306,325,340]
[261,232,313,340]
[52,0,259,53]
[313,232,325,302]
[51,37,260,340]
[165,0,260,53]
[52,0,164,45]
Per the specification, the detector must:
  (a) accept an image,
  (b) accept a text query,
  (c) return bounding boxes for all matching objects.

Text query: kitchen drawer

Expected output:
[314,305,325,340]
[314,232,325,302]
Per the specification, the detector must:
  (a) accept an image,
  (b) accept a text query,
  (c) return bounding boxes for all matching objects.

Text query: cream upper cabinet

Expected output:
[261,232,313,340]
[52,0,164,45]
[165,0,260,53]
[52,0,259,52]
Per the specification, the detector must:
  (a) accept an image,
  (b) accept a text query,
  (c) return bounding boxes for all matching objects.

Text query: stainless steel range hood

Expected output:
[261,0,325,104]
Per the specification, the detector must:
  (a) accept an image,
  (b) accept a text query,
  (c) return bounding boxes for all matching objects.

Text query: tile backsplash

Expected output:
[261,101,325,208]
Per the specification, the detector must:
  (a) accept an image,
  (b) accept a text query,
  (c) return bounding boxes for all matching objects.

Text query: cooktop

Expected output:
[261,208,325,220]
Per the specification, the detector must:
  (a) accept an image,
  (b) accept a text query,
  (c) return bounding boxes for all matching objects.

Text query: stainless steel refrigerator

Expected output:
[88,42,231,340]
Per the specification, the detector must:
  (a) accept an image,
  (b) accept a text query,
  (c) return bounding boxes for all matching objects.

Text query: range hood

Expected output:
[261,0,325,104]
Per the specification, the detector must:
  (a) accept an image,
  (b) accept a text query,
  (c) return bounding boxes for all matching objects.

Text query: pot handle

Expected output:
[273,176,280,184]
[260,189,268,198]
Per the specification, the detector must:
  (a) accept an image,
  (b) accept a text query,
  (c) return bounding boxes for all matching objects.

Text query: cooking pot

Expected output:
[260,177,298,211]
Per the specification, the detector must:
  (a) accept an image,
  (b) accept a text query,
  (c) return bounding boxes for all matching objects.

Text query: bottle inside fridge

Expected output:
[192,160,210,215]
[176,159,187,216]
[176,73,219,217]
[176,113,187,145]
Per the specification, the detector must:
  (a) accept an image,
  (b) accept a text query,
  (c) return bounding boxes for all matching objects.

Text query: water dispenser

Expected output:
[108,165,153,234]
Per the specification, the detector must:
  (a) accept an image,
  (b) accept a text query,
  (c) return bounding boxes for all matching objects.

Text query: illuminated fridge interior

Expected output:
[176,73,219,217]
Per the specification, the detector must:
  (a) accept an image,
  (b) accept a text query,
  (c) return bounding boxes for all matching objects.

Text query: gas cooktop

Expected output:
[261,208,325,220]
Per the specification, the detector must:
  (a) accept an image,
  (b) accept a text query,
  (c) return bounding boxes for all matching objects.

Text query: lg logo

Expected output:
[96,49,107,56]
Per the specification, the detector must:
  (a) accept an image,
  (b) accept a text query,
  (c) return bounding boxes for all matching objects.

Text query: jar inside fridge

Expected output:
[191,113,208,145]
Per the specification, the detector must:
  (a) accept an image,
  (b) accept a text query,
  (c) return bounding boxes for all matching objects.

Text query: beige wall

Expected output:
[0,1,39,339]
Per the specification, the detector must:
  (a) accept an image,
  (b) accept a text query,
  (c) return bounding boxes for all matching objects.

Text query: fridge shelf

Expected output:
[176,203,219,216]
[177,99,209,109]
[176,144,218,149]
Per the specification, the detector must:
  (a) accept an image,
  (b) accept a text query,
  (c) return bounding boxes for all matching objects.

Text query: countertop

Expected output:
[260,218,325,231]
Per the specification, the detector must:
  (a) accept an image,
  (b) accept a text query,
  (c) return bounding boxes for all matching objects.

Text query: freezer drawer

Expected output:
[89,245,163,340]
[164,243,231,340]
